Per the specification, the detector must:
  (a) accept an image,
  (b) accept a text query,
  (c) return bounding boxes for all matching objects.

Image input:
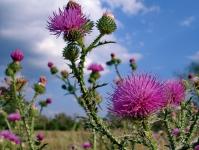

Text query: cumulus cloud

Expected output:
[0,0,143,73]
[180,16,195,27]
[102,0,159,15]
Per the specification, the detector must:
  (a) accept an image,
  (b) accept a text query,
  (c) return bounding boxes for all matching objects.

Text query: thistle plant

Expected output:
[0,49,49,150]
[47,1,199,150]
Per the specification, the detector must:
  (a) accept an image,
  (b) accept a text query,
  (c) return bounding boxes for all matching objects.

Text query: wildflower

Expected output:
[194,145,199,150]
[82,141,92,149]
[36,132,44,141]
[87,63,104,73]
[47,62,54,68]
[45,98,52,104]
[47,2,92,41]
[172,128,180,137]
[0,130,21,144]
[164,80,186,106]
[110,74,165,118]
[129,58,137,71]
[61,70,69,79]
[10,49,24,62]
[7,112,21,122]
[39,76,47,87]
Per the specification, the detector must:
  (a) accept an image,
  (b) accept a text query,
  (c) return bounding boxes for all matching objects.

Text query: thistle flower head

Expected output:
[66,0,81,12]
[0,130,21,144]
[7,112,21,122]
[110,74,165,118]
[164,79,186,106]
[47,5,92,41]
[87,63,104,73]
[38,76,47,87]
[82,141,92,149]
[45,98,52,104]
[47,62,54,68]
[36,132,44,141]
[10,49,24,62]
[194,145,199,150]
[172,128,180,137]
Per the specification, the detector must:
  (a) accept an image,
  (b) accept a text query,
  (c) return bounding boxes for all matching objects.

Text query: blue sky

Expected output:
[0,0,199,116]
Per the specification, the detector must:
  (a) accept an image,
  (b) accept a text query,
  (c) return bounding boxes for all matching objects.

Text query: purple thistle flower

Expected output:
[0,130,21,144]
[87,63,104,73]
[36,132,44,141]
[45,98,52,104]
[82,141,92,149]
[110,74,165,118]
[10,49,24,62]
[7,112,21,122]
[47,6,88,37]
[47,62,54,68]
[195,145,199,150]
[164,79,186,106]
[172,128,180,137]
[66,0,81,12]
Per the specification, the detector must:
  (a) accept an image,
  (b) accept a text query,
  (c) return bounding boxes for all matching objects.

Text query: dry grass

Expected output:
[41,131,167,150]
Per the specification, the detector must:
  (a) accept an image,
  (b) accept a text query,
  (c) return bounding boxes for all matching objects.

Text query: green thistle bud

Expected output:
[34,83,46,94]
[50,66,58,75]
[39,101,47,107]
[63,44,79,61]
[130,63,137,71]
[97,12,117,35]
[5,68,14,76]
[63,29,83,42]
[88,72,101,83]
[68,85,75,93]
[8,62,21,73]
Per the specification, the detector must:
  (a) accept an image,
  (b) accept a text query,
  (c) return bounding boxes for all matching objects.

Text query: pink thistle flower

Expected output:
[45,98,52,104]
[47,6,88,37]
[7,112,21,122]
[38,76,47,87]
[87,63,104,73]
[172,128,180,137]
[10,49,24,62]
[0,130,21,144]
[110,74,165,118]
[36,132,44,141]
[82,141,92,149]
[164,80,186,106]
[47,62,54,68]
[195,145,199,150]
[66,0,81,12]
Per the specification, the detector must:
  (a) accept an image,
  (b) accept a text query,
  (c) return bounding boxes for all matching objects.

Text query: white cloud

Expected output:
[180,16,195,27]
[102,0,159,15]
[189,51,199,62]
[0,0,143,73]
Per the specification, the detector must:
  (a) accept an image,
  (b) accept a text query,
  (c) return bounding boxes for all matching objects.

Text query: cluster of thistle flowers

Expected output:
[47,0,199,149]
[0,49,49,150]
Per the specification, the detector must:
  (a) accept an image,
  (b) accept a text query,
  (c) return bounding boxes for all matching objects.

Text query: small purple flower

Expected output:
[47,62,54,68]
[110,74,165,118]
[46,98,52,104]
[82,141,92,149]
[8,112,21,122]
[172,128,180,137]
[194,145,199,150]
[36,132,44,141]
[87,63,104,73]
[10,49,24,62]
[0,130,21,144]
[47,6,88,37]
[164,80,186,106]
[66,0,81,12]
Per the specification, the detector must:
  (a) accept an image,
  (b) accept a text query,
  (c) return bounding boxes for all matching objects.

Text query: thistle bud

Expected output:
[5,68,14,76]
[47,62,54,68]
[66,0,81,12]
[63,44,79,61]
[61,70,69,79]
[10,49,24,62]
[50,66,58,75]
[97,12,117,35]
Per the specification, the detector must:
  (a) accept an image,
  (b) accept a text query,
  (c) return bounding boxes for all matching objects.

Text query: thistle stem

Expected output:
[114,64,122,80]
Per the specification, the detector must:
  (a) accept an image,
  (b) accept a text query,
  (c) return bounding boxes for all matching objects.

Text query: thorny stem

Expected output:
[142,120,158,150]
[12,75,35,150]
[69,34,127,149]
[163,109,175,150]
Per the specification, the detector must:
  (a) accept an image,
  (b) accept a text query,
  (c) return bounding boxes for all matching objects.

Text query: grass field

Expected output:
[43,131,167,150]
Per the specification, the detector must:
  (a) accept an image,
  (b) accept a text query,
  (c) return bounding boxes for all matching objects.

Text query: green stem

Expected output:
[12,75,35,150]
[93,129,97,150]
[163,109,176,150]
[142,120,158,150]
[114,64,122,80]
